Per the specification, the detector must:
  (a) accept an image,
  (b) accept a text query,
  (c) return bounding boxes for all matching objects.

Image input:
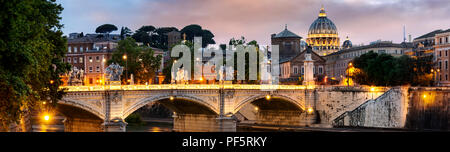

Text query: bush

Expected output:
[125,113,145,125]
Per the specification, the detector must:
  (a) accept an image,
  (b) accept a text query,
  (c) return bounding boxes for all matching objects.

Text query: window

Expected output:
[293,67,298,74]
[73,57,77,63]
[319,66,323,74]
[74,47,77,53]
[67,57,71,63]
[96,66,100,72]
[446,75,448,81]
[378,50,386,54]
[439,61,442,69]
[96,56,100,62]
[79,57,83,63]
[446,60,448,70]
[446,50,448,57]
[446,37,449,43]
[80,47,84,52]
[89,67,93,72]
[68,46,72,53]
[89,57,93,63]
[89,78,93,84]
[439,51,442,57]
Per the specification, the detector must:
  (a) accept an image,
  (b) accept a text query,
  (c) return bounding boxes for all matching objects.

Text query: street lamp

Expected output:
[123,54,128,85]
[266,95,271,100]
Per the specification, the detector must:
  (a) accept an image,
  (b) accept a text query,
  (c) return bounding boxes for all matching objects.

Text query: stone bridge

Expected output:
[57,85,388,132]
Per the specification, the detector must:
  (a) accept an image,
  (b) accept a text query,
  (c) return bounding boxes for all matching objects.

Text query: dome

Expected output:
[308,7,338,35]
[342,36,352,49]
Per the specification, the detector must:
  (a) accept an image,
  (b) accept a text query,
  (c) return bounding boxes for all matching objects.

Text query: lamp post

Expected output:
[123,54,128,85]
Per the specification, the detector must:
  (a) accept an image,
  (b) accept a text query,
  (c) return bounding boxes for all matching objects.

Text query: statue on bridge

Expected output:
[105,63,123,85]
[218,66,234,84]
[68,66,84,86]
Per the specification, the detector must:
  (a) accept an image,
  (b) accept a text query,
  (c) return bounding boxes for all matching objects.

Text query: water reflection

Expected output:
[126,122,173,132]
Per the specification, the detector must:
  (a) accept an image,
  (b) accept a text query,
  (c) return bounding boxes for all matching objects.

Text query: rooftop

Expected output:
[327,41,412,56]
[273,25,302,38]
[414,29,448,40]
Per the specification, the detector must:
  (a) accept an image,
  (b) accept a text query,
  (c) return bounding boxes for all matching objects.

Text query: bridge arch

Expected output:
[123,94,219,119]
[58,98,105,120]
[233,94,305,114]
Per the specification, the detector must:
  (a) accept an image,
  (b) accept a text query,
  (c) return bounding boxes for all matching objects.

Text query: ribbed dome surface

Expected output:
[308,7,338,35]
[342,37,352,49]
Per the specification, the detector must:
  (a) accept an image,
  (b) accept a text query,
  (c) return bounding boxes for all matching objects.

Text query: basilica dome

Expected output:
[306,6,340,56]
[308,8,338,35]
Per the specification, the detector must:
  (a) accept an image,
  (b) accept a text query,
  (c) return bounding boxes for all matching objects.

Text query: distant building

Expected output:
[271,25,304,59]
[279,47,326,84]
[65,34,120,86]
[166,30,181,49]
[324,41,413,81]
[306,6,340,56]
[434,29,450,86]
[410,29,445,57]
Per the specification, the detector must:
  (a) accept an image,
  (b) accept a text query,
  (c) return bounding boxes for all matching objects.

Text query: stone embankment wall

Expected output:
[333,87,449,130]
[405,88,449,130]
[64,117,103,132]
[173,114,236,132]
[315,86,387,125]
[256,110,315,126]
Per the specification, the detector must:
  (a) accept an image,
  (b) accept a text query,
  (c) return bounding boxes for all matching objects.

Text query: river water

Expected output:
[127,121,173,132]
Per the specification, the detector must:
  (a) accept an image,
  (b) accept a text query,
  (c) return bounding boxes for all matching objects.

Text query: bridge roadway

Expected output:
[58,84,387,132]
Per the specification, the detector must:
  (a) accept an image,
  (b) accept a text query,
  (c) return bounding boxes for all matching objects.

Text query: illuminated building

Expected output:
[307,6,340,56]
[280,46,326,84]
[434,29,450,86]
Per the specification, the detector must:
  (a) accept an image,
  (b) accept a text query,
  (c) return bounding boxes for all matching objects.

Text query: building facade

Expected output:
[307,6,340,56]
[64,33,120,86]
[434,30,450,86]
[271,26,305,59]
[167,30,181,49]
[280,47,326,84]
[409,30,444,58]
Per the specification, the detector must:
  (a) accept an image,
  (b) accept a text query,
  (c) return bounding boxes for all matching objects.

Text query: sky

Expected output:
[56,0,450,46]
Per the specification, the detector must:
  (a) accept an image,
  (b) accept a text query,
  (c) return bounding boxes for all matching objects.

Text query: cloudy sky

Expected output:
[56,0,450,46]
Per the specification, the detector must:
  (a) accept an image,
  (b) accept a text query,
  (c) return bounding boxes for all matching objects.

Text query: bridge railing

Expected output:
[61,84,315,92]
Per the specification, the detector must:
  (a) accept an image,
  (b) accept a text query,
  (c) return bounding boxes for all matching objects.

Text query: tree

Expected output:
[138,48,162,84]
[108,37,162,84]
[229,36,246,46]
[132,25,179,50]
[95,24,118,34]
[132,26,153,46]
[229,37,261,84]
[352,51,434,86]
[180,24,216,48]
[120,26,133,39]
[0,0,69,131]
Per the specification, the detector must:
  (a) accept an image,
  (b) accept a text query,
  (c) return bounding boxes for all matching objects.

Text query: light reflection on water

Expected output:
[126,122,173,132]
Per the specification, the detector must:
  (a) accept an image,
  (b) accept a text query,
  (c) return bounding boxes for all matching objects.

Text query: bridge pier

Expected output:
[102,119,127,132]
[173,114,236,132]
